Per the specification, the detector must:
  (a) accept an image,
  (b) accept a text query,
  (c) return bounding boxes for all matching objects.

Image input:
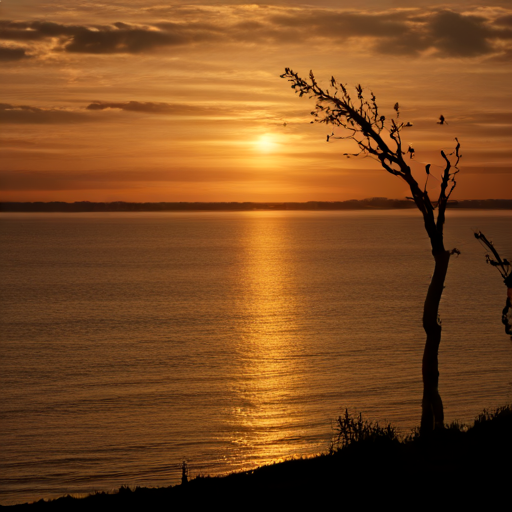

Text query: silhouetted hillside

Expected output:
[4,406,511,510]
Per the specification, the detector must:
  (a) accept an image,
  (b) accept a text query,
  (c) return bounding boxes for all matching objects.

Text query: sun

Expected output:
[255,134,278,153]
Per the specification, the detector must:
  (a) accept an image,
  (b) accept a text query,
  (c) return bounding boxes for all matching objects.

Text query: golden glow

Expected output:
[2,3,511,202]
[255,134,278,153]
[224,213,310,468]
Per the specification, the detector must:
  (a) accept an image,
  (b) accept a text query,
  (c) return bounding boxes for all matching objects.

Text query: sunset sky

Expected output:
[1,0,511,202]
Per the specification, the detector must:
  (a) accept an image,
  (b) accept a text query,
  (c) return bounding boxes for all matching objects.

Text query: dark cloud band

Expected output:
[0,45,30,61]
[0,103,89,124]
[86,101,224,116]
[0,8,511,58]
[0,101,225,124]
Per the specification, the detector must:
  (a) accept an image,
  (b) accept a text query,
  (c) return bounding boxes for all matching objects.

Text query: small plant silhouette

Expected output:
[181,460,189,486]
[331,409,397,452]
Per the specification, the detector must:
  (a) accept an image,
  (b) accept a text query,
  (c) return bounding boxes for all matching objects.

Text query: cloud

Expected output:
[460,165,512,174]
[494,14,512,27]
[0,168,261,192]
[0,19,219,54]
[0,45,30,61]
[468,149,512,161]
[0,8,511,58]
[0,170,127,191]
[427,10,494,57]
[0,100,227,124]
[64,25,191,54]
[86,101,224,116]
[472,112,512,124]
[0,103,88,124]
[269,10,410,38]
[488,49,512,62]
[0,21,46,41]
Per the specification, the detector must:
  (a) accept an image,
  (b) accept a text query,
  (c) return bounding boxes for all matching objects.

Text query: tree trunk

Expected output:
[420,249,450,435]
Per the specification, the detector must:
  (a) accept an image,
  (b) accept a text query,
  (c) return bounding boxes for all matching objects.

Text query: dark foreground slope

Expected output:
[4,406,512,510]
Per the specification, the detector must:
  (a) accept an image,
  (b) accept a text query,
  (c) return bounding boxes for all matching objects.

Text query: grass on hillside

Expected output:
[6,405,512,510]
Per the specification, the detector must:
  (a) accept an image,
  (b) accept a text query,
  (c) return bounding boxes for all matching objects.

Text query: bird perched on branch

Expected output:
[438,115,447,125]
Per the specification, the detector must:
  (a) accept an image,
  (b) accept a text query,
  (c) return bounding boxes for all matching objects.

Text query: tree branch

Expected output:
[281,67,461,255]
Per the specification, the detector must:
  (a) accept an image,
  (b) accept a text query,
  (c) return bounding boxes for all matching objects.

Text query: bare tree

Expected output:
[474,231,512,336]
[281,68,461,434]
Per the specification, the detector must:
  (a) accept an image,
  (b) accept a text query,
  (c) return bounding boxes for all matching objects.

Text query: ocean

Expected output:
[1,210,511,505]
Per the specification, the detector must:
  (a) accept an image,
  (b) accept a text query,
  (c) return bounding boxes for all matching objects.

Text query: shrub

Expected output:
[331,409,398,452]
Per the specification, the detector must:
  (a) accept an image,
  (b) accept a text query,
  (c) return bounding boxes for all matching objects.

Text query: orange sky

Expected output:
[1,1,511,202]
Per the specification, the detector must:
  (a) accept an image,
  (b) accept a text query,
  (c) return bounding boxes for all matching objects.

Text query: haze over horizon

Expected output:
[1,0,511,203]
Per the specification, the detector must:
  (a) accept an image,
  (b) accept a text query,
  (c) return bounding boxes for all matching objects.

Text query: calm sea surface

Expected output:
[1,210,511,505]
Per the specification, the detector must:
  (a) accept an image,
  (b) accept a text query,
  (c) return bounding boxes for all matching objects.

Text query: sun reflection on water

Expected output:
[223,214,310,469]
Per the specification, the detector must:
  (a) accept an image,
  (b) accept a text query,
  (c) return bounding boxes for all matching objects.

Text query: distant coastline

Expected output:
[1,198,511,212]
